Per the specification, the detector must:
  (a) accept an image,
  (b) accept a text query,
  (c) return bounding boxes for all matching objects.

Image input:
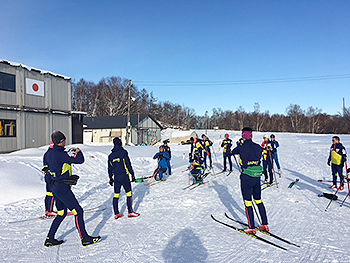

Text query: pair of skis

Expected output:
[9,205,106,224]
[183,181,208,190]
[211,213,300,251]
[212,170,232,177]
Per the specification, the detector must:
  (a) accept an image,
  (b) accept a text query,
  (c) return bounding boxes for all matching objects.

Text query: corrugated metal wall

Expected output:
[0,61,72,153]
[25,112,47,148]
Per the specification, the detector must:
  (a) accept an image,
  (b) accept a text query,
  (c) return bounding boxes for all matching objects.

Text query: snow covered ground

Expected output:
[1,129,350,263]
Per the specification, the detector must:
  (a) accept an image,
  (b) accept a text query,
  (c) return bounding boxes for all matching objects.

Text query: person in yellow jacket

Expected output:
[327,136,347,190]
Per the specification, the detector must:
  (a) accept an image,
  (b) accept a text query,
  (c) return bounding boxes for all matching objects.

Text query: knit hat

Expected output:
[113,137,122,146]
[242,127,253,140]
[51,131,66,145]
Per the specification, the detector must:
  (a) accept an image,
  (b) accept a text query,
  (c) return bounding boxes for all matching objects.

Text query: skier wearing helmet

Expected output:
[221,133,232,172]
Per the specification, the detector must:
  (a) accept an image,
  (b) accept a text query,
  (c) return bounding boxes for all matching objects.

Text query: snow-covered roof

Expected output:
[0,59,71,80]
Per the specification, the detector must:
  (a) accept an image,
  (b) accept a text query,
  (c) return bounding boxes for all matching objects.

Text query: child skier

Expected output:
[190,159,204,184]
[327,136,347,190]
[108,137,139,219]
[270,134,281,175]
[202,134,213,170]
[163,139,172,175]
[262,135,275,185]
[153,145,170,181]
[231,127,269,234]
[221,133,232,172]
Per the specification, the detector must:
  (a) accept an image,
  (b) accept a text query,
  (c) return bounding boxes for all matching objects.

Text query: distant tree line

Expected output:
[72,76,350,134]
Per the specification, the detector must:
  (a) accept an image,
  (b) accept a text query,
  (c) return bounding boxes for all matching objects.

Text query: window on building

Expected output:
[0,72,16,92]
[0,119,16,137]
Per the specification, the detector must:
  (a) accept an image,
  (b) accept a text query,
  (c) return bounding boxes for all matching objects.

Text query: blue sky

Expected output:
[1,1,349,116]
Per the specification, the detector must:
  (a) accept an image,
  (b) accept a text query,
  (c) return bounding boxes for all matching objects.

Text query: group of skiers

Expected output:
[41,128,348,246]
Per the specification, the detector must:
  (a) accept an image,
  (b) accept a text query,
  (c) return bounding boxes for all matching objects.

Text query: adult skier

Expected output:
[221,133,232,172]
[44,131,101,247]
[42,141,56,217]
[261,135,274,185]
[231,127,269,234]
[202,134,213,170]
[163,139,172,175]
[153,145,170,181]
[270,134,281,175]
[327,136,347,190]
[108,137,139,219]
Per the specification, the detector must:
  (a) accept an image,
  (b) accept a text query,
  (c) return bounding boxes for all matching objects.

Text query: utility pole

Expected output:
[205,111,208,135]
[343,97,346,116]
[126,79,132,145]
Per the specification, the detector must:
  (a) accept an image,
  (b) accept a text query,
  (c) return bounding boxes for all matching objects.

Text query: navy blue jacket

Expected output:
[47,145,84,181]
[163,145,171,159]
[231,139,262,170]
[153,151,170,169]
[108,145,134,178]
[221,138,232,154]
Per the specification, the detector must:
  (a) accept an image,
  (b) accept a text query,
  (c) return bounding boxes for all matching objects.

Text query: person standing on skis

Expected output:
[270,134,281,175]
[153,145,170,181]
[189,136,205,163]
[163,139,172,175]
[327,136,347,190]
[231,127,269,234]
[262,135,274,185]
[221,133,232,172]
[108,137,139,219]
[202,134,213,170]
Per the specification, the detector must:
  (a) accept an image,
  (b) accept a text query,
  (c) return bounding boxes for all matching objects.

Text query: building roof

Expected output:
[84,114,163,129]
[0,59,71,80]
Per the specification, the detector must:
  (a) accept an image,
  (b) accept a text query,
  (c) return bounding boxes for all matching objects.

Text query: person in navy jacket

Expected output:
[327,136,347,190]
[153,145,170,180]
[108,137,139,219]
[202,134,213,169]
[221,133,232,172]
[42,142,56,217]
[270,134,281,174]
[163,139,172,175]
[44,131,100,247]
[231,127,269,234]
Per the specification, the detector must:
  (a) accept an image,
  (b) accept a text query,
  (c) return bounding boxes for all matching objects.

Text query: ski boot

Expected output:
[128,212,140,218]
[44,237,64,247]
[244,228,256,235]
[114,214,123,219]
[257,225,269,232]
[82,235,101,246]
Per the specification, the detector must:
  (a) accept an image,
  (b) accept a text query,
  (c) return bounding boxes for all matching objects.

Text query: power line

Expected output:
[135,73,350,86]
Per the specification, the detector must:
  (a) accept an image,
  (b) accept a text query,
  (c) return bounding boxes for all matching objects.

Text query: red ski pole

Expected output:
[147,167,160,187]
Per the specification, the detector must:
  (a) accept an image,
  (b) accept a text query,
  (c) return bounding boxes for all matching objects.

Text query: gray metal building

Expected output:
[84,114,163,145]
[0,60,73,153]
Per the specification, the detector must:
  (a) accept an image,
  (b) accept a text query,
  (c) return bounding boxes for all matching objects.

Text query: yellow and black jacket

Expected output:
[328,143,347,166]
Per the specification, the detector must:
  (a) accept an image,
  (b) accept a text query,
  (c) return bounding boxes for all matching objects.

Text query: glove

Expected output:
[109,177,114,186]
[131,174,136,182]
[42,166,51,176]
[327,160,330,166]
